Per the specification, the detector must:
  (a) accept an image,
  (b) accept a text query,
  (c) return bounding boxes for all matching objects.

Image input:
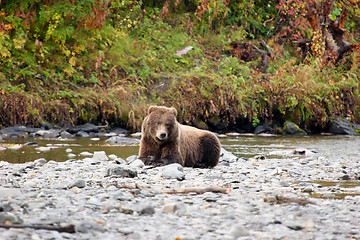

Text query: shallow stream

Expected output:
[1,135,359,164]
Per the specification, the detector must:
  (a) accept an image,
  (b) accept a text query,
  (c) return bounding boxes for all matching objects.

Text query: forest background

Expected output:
[0,0,359,133]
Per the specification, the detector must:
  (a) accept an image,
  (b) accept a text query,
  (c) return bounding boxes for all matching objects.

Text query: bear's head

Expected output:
[144,106,178,143]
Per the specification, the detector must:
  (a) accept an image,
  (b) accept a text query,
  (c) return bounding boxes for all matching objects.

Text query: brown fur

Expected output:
[138,106,221,168]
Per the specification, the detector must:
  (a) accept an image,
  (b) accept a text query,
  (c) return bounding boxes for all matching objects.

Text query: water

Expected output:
[0,138,139,164]
[221,135,360,162]
[1,135,359,164]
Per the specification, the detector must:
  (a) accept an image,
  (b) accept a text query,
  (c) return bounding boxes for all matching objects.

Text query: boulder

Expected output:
[328,118,360,135]
[254,124,273,134]
[105,136,140,145]
[283,121,307,135]
[108,127,129,136]
[67,123,99,134]
[162,163,185,181]
[105,166,138,178]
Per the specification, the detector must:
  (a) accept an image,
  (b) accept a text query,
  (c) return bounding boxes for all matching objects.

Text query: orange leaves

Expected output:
[82,0,111,30]
[159,0,171,18]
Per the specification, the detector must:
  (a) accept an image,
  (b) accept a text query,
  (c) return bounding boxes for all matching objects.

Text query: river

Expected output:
[1,135,359,164]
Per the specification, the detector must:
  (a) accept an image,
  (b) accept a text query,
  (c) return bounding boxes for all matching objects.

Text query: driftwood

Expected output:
[230,41,271,73]
[114,182,229,195]
[263,196,314,206]
[0,223,76,233]
[163,186,228,194]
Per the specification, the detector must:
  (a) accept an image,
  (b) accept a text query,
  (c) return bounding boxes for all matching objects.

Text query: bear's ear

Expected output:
[148,106,160,115]
[170,107,177,117]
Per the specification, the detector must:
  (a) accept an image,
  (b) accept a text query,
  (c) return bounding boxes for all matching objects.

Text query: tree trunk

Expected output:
[302,0,359,61]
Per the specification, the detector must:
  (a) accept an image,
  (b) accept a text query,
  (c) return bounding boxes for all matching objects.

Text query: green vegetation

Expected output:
[0,0,359,132]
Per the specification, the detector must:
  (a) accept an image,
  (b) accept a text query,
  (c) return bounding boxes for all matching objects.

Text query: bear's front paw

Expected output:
[156,158,172,166]
[139,156,156,166]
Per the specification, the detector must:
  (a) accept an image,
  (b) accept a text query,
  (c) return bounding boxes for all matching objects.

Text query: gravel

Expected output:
[0,145,360,240]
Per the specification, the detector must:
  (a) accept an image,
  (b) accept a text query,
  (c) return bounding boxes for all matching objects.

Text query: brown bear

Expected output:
[138,106,221,168]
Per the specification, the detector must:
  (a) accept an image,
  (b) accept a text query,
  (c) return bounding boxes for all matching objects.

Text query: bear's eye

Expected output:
[165,123,171,127]
[156,122,161,126]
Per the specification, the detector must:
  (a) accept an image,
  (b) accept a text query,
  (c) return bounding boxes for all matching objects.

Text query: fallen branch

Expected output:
[263,196,314,206]
[0,223,76,233]
[163,186,228,194]
[230,41,270,73]
[114,182,229,194]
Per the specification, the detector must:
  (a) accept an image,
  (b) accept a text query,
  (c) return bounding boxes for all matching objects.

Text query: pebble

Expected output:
[69,179,86,188]
[79,151,93,156]
[34,158,47,166]
[230,224,250,238]
[105,136,140,145]
[8,145,22,150]
[138,204,155,216]
[93,151,109,161]
[162,163,185,181]
[130,132,142,138]
[105,166,138,178]
[0,144,359,240]
[129,159,145,168]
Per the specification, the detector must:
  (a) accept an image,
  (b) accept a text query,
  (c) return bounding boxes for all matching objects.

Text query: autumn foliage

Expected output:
[0,0,359,131]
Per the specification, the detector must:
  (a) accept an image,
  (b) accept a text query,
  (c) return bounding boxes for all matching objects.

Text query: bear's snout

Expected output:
[156,131,168,141]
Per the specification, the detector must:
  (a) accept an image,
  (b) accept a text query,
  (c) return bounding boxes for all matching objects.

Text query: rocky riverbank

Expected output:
[1,115,359,143]
[1,139,360,239]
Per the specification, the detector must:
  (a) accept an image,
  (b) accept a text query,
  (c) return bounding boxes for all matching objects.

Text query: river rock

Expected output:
[126,155,138,164]
[328,118,360,135]
[0,203,13,212]
[80,151,93,157]
[130,132,142,138]
[162,163,185,181]
[115,158,127,165]
[105,166,138,178]
[67,123,99,134]
[0,126,40,139]
[230,224,250,238]
[24,142,38,146]
[105,136,140,145]
[75,221,105,233]
[7,144,22,150]
[69,179,86,188]
[254,123,273,134]
[60,131,74,138]
[0,212,23,224]
[108,127,129,136]
[93,151,109,161]
[137,204,155,216]
[129,159,145,168]
[112,191,134,201]
[0,188,22,198]
[220,148,239,163]
[76,130,89,137]
[34,158,47,166]
[283,121,307,135]
[40,129,61,138]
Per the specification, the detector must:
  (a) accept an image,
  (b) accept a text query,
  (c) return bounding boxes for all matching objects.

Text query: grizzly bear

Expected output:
[138,106,221,168]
